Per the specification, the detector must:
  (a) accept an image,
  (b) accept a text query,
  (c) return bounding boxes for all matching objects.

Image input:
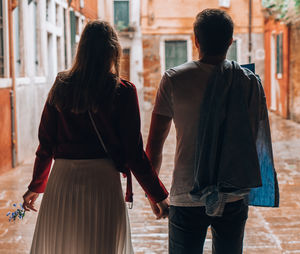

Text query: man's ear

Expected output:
[195,36,200,49]
[229,38,233,46]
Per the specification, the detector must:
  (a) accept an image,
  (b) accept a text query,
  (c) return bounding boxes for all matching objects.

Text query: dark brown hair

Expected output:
[194,9,234,56]
[48,20,122,113]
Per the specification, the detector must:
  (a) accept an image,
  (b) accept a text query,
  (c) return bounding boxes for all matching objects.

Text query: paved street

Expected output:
[0,111,300,254]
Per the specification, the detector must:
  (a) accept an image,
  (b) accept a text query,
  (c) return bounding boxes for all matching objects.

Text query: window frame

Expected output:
[226,37,241,63]
[0,0,10,81]
[164,40,188,71]
[219,0,230,8]
[276,33,283,79]
[113,0,130,31]
[160,35,192,76]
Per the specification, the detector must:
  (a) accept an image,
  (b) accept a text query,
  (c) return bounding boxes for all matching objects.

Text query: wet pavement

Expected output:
[0,111,300,254]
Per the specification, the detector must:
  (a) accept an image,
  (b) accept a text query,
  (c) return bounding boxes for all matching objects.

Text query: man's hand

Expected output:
[23,190,39,212]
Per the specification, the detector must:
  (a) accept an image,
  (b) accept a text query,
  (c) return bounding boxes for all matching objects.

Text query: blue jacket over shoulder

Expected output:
[189,60,279,215]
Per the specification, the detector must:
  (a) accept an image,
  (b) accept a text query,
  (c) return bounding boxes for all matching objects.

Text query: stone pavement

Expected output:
[0,112,300,254]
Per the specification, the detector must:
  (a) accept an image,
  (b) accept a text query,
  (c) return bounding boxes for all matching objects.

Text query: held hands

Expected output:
[147,197,170,220]
[22,190,39,212]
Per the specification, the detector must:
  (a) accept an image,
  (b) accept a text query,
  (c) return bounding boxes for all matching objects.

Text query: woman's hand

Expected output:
[23,190,39,212]
[148,197,169,219]
[157,198,170,219]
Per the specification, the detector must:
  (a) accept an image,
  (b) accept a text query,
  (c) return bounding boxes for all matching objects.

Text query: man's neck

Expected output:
[199,54,226,65]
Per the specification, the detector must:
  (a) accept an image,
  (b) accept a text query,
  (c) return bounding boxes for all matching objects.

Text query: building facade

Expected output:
[98,0,144,100]
[289,18,300,122]
[141,0,266,103]
[263,0,300,122]
[264,18,289,118]
[0,0,98,173]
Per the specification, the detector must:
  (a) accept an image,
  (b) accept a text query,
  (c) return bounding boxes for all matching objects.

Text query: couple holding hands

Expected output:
[23,8,278,254]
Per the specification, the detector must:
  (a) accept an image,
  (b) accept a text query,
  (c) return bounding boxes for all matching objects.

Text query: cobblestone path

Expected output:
[0,112,300,253]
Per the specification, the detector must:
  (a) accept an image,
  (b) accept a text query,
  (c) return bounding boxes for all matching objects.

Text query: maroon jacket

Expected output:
[28,79,168,203]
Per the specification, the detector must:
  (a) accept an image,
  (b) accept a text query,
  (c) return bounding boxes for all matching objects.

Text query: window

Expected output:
[276,33,283,76]
[55,3,60,26]
[219,0,230,8]
[227,40,237,62]
[70,10,76,58]
[80,0,84,8]
[46,0,50,22]
[57,36,62,71]
[165,41,187,70]
[0,0,4,77]
[33,0,39,74]
[63,9,68,68]
[13,5,21,76]
[114,0,129,31]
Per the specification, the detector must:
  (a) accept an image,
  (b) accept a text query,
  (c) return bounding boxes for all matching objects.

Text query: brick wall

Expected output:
[142,35,162,103]
[289,21,300,122]
[71,0,98,19]
[120,49,130,81]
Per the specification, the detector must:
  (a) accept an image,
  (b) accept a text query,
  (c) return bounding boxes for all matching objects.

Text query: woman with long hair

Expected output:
[22,20,169,254]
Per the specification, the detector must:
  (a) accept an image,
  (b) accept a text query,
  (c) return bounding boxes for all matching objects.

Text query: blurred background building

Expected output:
[141,0,265,102]
[263,0,300,121]
[1,0,300,174]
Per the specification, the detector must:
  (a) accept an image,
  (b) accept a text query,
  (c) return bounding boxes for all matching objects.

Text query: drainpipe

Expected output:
[8,0,17,168]
[248,0,252,63]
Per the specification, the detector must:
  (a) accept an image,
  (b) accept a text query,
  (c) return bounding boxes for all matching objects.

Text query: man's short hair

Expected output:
[194,9,234,56]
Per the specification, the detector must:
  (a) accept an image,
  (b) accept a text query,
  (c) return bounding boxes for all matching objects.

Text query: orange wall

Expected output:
[141,0,264,35]
[264,19,289,118]
[71,0,98,19]
[0,89,12,174]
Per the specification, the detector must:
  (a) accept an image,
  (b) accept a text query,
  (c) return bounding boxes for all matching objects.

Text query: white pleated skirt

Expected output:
[30,159,134,254]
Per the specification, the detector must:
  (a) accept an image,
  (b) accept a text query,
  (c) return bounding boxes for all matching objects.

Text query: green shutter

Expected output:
[227,40,237,62]
[70,10,76,58]
[165,41,187,70]
[276,34,283,74]
[114,1,129,30]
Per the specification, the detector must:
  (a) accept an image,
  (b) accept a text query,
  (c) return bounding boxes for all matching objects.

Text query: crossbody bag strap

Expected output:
[88,111,109,156]
[88,110,133,208]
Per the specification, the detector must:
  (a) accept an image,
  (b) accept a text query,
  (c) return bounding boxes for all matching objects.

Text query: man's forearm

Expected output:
[146,113,172,175]
[146,142,164,174]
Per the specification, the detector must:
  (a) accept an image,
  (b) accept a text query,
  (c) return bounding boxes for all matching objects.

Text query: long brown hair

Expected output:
[48,20,122,113]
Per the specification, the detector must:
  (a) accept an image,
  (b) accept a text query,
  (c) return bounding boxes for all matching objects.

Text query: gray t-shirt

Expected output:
[153,60,215,206]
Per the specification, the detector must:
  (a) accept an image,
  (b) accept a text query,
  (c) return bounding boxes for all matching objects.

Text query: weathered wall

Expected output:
[142,35,161,103]
[235,33,265,82]
[71,0,98,19]
[141,0,264,35]
[0,89,12,174]
[16,82,51,163]
[289,20,300,122]
[264,19,289,118]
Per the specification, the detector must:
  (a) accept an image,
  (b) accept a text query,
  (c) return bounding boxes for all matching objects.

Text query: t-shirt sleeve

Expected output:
[153,73,174,118]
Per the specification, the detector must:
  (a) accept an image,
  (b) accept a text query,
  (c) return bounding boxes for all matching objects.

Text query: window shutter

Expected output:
[70,10,76,58]
[227,40,238,62]
[165,41,187,70]
[276,34,283,75]
[114,1,129,30]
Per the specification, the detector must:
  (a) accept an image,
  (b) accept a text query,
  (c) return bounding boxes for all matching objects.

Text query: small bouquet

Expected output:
[6,203,25,222]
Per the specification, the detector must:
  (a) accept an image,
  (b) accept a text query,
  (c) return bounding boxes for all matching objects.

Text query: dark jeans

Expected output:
[169,199,248,254]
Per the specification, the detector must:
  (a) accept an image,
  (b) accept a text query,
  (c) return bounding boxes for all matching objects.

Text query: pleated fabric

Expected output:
[30,159,134,254]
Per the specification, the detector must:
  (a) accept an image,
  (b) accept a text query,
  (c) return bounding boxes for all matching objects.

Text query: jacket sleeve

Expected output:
[28,102,57,193]
[118,84,168,203]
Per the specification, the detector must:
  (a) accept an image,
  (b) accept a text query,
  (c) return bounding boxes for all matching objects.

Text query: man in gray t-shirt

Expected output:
[146,9,257,254]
